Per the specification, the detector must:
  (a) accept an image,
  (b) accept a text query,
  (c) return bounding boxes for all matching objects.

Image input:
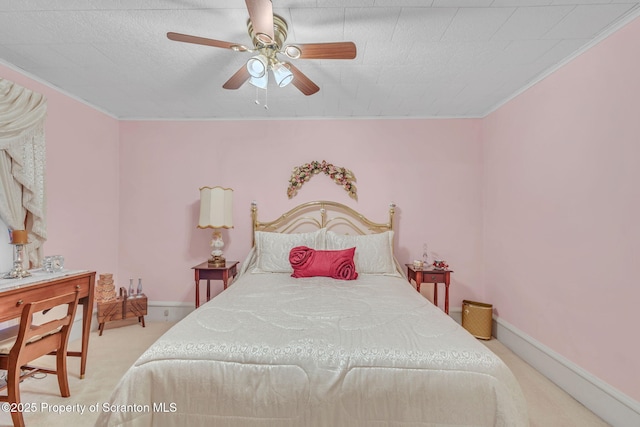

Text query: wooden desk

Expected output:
[191,261,238,308]
[0,270,95,378]
[405,265,453,314]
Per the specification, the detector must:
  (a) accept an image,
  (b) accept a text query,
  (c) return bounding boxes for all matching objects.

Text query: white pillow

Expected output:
[325,230,397,275]
[253,229,326,273]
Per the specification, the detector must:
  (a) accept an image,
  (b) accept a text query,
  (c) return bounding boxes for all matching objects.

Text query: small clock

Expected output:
[51,255,65,272]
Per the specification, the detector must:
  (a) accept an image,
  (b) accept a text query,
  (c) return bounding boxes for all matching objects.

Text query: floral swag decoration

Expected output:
[287,160,357,200]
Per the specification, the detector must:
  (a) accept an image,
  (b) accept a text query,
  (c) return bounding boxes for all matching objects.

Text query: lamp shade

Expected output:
[249,73,268,89]
[197,186,233,229]
[246,54,268,78]
[272,62,293,87]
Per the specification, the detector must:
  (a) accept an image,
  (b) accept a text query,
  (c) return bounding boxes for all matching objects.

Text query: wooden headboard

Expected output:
[251,201,395,247]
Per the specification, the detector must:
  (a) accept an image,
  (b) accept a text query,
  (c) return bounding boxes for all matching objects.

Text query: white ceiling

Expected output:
[1,1,638,120]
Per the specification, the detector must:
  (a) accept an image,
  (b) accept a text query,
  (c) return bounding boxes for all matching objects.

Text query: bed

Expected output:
[96,201,528,427]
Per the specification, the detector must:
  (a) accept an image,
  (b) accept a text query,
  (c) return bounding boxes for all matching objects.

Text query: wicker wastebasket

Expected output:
[462,300,493,340]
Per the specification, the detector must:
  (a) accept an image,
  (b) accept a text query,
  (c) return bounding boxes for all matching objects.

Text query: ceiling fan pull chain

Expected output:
[264,87,268,110]
[254,87,268,110]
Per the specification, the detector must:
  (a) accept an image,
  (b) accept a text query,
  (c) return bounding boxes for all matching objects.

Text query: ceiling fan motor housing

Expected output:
[247,14,288,52]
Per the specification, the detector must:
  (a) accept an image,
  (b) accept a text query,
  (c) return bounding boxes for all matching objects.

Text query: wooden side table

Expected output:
[191,261,239,308]
[405,264,453,314]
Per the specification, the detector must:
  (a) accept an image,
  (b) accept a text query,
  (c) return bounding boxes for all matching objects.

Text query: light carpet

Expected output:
[0,320,609,426]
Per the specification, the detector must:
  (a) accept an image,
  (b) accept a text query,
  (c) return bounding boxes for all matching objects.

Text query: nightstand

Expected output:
[191,261,239,308]
[405,264,453,314]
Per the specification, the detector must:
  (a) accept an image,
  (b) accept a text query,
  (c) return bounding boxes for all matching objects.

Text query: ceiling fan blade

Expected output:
[245,0,275,43]
[284,62,319,96]
[167,32,241,50]
[222,66,251,90]
[294,42,357,60]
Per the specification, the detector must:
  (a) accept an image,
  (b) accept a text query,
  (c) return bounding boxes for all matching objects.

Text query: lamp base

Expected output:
[208,255,226,268]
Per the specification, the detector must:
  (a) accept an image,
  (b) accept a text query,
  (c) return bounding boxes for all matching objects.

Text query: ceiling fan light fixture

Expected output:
[249,73,268,89]
[283,45,301,59]
[246,54,268,78]
[272,62,293,87]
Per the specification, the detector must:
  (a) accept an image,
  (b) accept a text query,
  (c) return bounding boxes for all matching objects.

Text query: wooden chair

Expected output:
[0,291,80,427]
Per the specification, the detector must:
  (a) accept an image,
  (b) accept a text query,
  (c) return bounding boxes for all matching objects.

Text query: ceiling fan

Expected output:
[167,0,356,96]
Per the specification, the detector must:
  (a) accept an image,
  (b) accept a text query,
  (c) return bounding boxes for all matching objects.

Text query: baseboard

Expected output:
[449,306,462,325]
[145,301,194,323]
[493,315,640,427]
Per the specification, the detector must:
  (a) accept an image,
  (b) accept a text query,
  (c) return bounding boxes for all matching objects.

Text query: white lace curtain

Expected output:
[0,78,47,267]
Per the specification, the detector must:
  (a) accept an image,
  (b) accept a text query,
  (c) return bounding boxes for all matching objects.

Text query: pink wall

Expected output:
[4,11,639,408]
[483,17,640,401]
[0,64,120,278]
[118,119,483,306]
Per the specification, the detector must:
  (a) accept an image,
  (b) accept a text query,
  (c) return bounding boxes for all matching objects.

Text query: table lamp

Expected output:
[198,186,233,267]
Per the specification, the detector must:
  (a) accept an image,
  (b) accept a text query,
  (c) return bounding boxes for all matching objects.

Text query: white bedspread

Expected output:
[97,271,528,426]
